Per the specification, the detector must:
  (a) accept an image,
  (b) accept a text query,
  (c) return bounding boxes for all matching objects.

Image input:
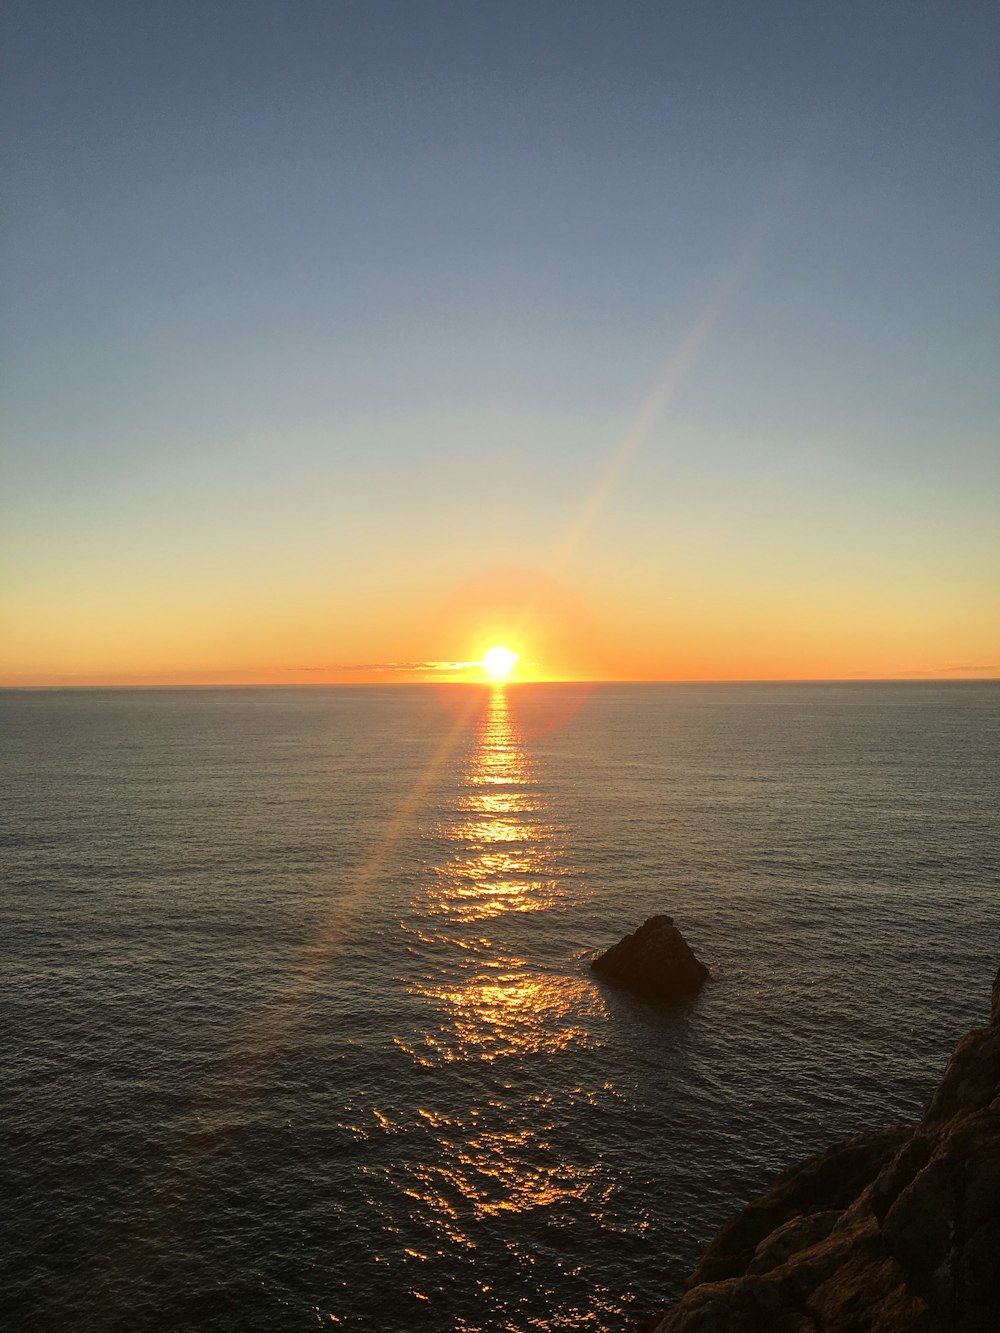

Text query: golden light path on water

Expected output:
[400,687,600,1059]
[360,686,627,1324]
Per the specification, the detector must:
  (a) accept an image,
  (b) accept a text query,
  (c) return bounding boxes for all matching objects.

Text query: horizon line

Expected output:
[2,676,998,691]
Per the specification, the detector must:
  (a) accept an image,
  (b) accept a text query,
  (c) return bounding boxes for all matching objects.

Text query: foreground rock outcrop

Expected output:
[638,968,1000,1332]
[592,915,709,1002]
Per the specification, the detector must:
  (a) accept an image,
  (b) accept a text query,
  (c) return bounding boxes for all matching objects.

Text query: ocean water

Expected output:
[2,682,997,1331]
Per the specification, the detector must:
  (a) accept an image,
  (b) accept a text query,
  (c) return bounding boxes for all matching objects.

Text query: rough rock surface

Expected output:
[637,968,1000,1332]
[591,915,709,1001]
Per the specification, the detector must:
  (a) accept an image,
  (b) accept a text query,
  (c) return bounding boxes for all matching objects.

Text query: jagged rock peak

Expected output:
[591,915,709,1002]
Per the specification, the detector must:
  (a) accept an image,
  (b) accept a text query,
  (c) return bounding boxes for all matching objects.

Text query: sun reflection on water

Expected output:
[373,685,616,1300]
[400,970,601,1063]
[412,688,574,930]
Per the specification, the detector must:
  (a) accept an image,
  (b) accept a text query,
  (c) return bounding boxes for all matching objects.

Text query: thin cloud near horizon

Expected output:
[303,661,483,674]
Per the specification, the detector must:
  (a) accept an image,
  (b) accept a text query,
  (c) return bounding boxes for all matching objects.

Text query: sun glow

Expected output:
[481,645,519,679]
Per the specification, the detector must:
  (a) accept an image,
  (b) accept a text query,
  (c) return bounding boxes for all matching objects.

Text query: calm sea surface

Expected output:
[2,683,998,1330]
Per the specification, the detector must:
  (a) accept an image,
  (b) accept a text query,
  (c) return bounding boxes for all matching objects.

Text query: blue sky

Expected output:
[2,1,998,681]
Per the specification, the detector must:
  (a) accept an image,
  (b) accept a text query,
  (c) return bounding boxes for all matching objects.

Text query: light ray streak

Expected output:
[547,156,808,583]
[88,686,485,1313]
[548,257,749,585]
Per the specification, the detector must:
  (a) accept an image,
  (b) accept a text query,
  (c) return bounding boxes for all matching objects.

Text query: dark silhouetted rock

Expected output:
[638,966,1000,1332]
[591,915,709,1001]
[685,1127,911,1289]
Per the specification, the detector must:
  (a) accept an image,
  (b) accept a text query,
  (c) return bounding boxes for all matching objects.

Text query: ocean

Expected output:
[2,682,997,1330]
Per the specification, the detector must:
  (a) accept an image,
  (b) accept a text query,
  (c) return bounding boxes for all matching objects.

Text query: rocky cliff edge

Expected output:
[639,968,1000,1332]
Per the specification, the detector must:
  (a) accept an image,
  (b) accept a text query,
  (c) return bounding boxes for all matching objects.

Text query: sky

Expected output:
[2,0,998,685]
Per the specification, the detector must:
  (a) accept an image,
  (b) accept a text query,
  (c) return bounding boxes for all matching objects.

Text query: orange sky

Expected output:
[3,559,997,686]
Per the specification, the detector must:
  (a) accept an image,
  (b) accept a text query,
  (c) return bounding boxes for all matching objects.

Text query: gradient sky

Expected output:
[2,0,998,684]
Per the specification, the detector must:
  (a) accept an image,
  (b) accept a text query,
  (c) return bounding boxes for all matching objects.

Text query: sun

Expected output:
[481,645,519,679]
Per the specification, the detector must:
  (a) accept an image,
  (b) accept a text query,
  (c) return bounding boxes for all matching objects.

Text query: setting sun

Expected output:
[482,646,519,679]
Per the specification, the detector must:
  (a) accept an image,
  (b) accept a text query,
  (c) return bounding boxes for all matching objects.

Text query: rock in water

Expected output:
[591,915,709,1001]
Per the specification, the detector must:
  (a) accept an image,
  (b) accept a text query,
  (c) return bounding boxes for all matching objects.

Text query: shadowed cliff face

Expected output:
[639,969,1000,1333]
